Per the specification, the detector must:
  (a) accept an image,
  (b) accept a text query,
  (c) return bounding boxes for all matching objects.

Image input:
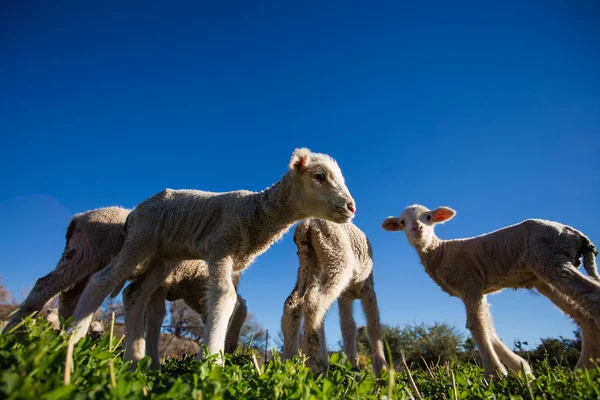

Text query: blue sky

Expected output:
[1,1,599,351]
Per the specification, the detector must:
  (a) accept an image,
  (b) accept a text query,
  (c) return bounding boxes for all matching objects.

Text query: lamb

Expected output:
[281,219,388,376]
[382,204,600,377]
[1,206,247,369]
[2,206,131,333]
[68,148,356,365]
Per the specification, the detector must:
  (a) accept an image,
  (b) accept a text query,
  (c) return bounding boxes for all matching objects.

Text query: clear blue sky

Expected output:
[1,1,599,350]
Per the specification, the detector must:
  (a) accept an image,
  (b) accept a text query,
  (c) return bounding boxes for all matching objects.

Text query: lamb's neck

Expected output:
[417,236,446,276]
[245,172,299,247]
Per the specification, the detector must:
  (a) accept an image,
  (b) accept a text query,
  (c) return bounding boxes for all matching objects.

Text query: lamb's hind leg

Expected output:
[485,314,532,375]
[145,285,168,371]
[123,257,171,370]
[359,277,388,376]
[3,250,93,333]
[531,261,600,329]
[535,281,600,369]
[69,241,152,343]
[464,295,508,377]
[224,294,247,354]
[58,277,90,327]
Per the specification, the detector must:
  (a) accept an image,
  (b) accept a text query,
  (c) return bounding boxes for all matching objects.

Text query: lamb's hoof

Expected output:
[372,358,389,377]
[306,358,327,376]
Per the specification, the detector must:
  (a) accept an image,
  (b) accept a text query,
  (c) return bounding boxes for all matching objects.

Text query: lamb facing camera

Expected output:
[383,205,600,377]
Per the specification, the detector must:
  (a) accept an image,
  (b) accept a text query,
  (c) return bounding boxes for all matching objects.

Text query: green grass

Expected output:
[1,317,599,399]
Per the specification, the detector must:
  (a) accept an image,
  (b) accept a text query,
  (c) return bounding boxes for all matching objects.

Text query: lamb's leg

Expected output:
[338,295,357,367]
[282,285,305,361]
[302,270,353,374]
[224,294,247,354]
[123,257,170,370]
[490,335,532,375]
[483,315,532,375]
[58,277,89,326]
[201,256,237,363]
[464,295,508,377]
[532,262,600,328]
[359,278,388,376]
[144,285,168,371]
[3,252,93,333]
[69,242,151,344]
[535,281,600,369]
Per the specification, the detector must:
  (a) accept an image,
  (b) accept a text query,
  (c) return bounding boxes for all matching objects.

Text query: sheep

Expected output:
[382,204,600,377]
[124,260,247,370]
[1,206,247,369]
[2,206,130,333]
[68,148,356,365]
[281,218,388,375]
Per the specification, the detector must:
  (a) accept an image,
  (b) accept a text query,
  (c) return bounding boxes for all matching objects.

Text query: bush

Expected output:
[357,322,465,367]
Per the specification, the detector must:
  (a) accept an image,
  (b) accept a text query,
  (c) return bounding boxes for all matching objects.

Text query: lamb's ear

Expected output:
[289,148,311,172]
[431,207,456,223]
[382,217,403,231]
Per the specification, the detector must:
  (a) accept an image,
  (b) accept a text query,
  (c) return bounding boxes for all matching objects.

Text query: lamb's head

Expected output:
[289,148,355,223]
[382,204,456,250]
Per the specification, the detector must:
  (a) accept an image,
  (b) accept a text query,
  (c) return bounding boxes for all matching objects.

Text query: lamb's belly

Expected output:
[485,276,536,293]
[341,283,363,299]
[352,269,371,284]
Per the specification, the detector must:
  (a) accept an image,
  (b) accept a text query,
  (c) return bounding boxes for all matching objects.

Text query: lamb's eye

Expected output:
[314,173,325,182]
[426,215,432,221]
[400,219,405,226]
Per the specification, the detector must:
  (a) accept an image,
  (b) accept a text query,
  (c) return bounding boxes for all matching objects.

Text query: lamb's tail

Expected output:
[582,237,599,281]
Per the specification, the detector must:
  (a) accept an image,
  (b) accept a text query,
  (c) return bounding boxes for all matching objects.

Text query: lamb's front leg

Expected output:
[302,271,352,374]
[338,295,358,368]
[282,285,305,361]
[201,257,237,364]
[302,284,329,374]
[359,280,388,376]
[464,295,508,378]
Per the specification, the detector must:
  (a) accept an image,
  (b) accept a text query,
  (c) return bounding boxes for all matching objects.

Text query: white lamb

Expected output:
[281,218,388,376]
[382,205,600,377]
[68,148,356,364]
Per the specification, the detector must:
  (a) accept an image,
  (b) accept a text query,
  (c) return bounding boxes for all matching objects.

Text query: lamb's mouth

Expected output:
[333,208,354,222]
